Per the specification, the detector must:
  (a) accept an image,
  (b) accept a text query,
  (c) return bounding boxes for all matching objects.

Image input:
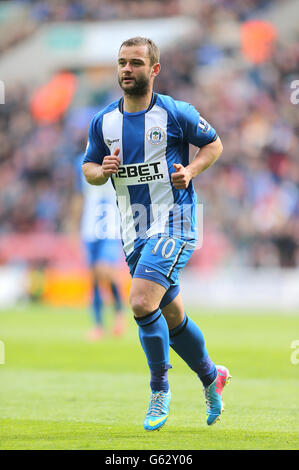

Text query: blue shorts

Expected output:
[126,236,195,308]
[83,239,122,267]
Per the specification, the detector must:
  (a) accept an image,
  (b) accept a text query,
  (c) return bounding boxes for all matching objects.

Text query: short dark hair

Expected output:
[119,37,160,66]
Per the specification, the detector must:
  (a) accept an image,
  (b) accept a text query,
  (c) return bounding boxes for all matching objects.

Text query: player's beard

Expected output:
[118,72,151,97]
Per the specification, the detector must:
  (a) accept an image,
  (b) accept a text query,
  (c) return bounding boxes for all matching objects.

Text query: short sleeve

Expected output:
[176,101,218,147]
[83,114,108,165]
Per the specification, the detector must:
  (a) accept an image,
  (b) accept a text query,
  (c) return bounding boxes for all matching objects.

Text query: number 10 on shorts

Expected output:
[152,237,176,259]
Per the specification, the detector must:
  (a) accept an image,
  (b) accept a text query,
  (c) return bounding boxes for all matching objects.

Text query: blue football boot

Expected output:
[203,365,231,425]
[144,390,171,431]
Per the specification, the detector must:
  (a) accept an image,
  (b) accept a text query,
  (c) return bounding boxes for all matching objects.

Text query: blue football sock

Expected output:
[111,282,122,312]
[91,284,103,326]
[135,308,171,392]
[169,313,217,386]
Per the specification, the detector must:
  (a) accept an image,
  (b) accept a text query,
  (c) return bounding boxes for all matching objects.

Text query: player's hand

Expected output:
[102,148,121,178]
[171,163,192,189]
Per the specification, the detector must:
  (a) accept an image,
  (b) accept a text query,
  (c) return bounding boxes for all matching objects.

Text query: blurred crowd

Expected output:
[16,0,276,22]
[0,0,298,269]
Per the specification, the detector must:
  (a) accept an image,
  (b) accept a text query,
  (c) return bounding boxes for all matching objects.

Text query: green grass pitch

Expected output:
[0,303,298,450]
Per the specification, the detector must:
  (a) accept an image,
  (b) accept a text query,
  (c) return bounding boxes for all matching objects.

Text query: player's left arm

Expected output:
[171,137,223,189]
[171,102,223,190]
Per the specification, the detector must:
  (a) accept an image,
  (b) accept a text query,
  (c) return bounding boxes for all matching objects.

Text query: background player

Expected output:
[82,37,230,429]
[72,153,126,340]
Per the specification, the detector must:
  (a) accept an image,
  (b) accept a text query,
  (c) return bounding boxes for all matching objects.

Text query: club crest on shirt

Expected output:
[146,127,166,145]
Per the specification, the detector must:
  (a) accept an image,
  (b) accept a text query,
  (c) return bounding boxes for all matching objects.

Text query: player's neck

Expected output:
[123,91,153,113]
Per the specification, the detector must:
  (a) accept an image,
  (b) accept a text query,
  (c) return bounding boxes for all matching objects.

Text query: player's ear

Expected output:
[152,63,161,78]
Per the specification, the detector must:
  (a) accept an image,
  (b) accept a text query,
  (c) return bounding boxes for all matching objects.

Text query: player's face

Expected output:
[117,45,156,96]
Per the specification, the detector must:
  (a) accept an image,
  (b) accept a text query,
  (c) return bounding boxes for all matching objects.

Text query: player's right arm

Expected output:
[82,113,120,185]
[82,148,120,185]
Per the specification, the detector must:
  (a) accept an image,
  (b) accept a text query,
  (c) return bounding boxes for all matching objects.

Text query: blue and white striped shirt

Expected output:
[83,92,217,257]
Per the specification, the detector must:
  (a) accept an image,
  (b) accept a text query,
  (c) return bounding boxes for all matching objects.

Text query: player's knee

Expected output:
[129,293,154,318]
[94,265,109,281]
[164,310,182,329]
